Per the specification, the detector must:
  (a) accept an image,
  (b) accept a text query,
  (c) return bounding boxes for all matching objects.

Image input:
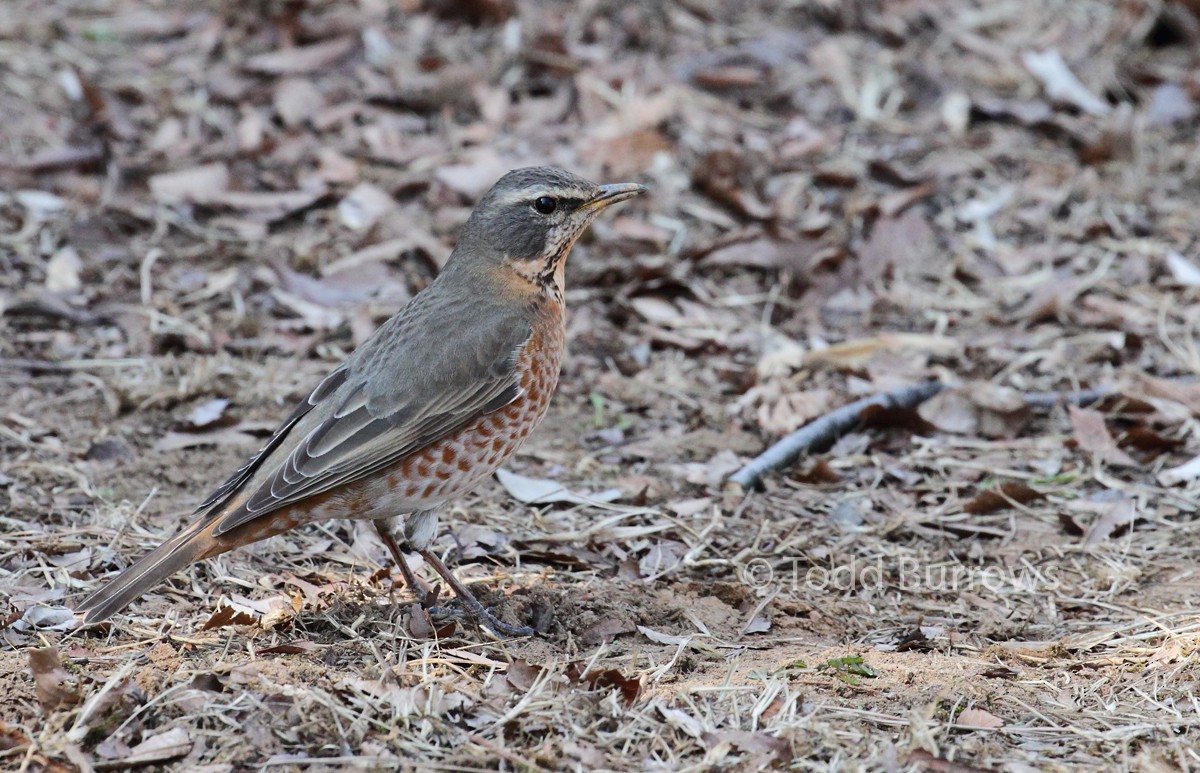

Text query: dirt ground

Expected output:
[4,0,1200,770]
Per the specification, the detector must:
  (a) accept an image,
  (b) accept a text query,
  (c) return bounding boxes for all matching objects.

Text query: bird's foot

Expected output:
[420,549,534,638]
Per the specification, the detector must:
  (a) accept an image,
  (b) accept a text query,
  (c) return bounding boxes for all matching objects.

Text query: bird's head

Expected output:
[450,166,646,293]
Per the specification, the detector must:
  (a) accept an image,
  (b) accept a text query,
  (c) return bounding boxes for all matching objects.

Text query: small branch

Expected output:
[726,382,1119,492]
[1021,385,1113,408]
[727,380,946,493]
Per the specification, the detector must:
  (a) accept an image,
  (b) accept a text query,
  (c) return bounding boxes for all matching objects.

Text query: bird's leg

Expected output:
[418,548,534,638]
[388,510,533,637]
[374,519,431,605]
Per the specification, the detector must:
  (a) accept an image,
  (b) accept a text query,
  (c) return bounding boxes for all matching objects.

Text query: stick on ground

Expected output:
[726,382,1116,492]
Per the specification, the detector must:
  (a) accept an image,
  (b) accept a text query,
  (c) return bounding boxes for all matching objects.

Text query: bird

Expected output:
[75,166,646,637]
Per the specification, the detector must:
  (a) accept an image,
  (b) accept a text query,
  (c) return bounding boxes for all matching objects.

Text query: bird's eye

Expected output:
[533,196,557,215]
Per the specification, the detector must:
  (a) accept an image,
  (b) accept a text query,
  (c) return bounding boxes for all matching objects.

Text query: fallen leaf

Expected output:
[15,190,68,219]
[918,388,978,435]
[1159,453,1200,487]
[565,664,640,706]
[1068,406,1138,467]
[505,659,546,692]
[905,749,991,773]
[658,706,705,738]
[580,617,635,645]
[1085,495,1138,544]
[1164,251,1200,286]
[149,162,230,203]
[1145,83,1197,127]
[956,707,1005,729]
[119,727,193,766]
[155,427,258,452]
[201,601,258,631]
[495,468,620,505]
[637,625,691,646]
[273,78,324,127]
[338,182,394,231]
[963,482,1044,515]
[45,246,83,293]
[701,730,792,763]
[756,389,836,435]
[188,398,230,429]
[29,647,81,712]
[857,209,937,284]
[257,640,319,655]
[244,36,358,75]
[1021,49,1111,117]
[804,334,961,370]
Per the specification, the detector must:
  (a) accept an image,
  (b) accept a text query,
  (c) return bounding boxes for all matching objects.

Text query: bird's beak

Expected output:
[585,182,648,210]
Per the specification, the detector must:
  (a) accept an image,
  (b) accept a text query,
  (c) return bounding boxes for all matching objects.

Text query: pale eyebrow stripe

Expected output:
[492,187,586,207]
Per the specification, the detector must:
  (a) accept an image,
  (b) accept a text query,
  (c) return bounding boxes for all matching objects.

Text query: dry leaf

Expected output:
[956,707,1005,729]
[244,36,357,75]
[188,398,230,429]
[274,78,324,127]
[1164,251,1200,286]
[495,468,620,505]
[1159,454,1200,487]
[119,727,193,766]
[1068,406,1138,467]
[963,482,1043,515]
[149,162,230,203]
[338,182,394,231]
[1085,495,1138,544]
[1021,49,1110,117]
[28,647,81,712]
[45,246,83,293]
[155,427,258,452]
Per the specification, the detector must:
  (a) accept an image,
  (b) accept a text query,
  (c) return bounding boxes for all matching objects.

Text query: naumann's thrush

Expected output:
[76,167,646,637]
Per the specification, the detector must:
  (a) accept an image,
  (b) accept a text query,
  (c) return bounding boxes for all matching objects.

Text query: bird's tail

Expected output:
[75,518,226,625]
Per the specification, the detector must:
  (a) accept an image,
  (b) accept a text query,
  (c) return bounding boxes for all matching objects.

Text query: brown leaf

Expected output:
[963,482,1044,515]
[906,749,992,773]
[790,459,840,484]
[119,727,193,766]
[918,389,978,435]
[505,659,545,692]
[244,36,358,75]
[857,209,937,284]
[580,617,636,645]
[955,707,1005,729]
[701,729,792,763]
[257,640,319,655]
[858,404,936,434]
[1085,495,1138,544]
[757,389,836,436]
[1118,426,1184,458]
[1068,406,1138,467]
[564,664,640,706]
[28,647,81,712]
[200,602,258,631]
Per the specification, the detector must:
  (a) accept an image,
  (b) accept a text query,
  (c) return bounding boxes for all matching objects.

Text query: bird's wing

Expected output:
[194,284,534,536]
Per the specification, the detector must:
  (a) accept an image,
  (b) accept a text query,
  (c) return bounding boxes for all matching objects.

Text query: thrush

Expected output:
[76,167,646,637]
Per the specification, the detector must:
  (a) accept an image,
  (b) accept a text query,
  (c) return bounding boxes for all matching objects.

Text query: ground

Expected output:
[3,0,1200,770]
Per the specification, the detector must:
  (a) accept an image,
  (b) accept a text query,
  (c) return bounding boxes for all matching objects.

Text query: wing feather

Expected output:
[203,281,534,537]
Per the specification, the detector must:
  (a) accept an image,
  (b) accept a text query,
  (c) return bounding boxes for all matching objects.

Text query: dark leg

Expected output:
[374,519,431,603]
[419,548,534,638]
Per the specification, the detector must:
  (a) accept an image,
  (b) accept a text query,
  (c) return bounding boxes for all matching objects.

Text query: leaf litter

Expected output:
[3,0,1200,770]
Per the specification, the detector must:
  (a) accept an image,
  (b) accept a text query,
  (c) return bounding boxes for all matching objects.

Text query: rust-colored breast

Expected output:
[290,300,568,524]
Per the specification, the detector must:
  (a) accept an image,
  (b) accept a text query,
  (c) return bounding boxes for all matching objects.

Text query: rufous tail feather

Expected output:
[75,519,224,624]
